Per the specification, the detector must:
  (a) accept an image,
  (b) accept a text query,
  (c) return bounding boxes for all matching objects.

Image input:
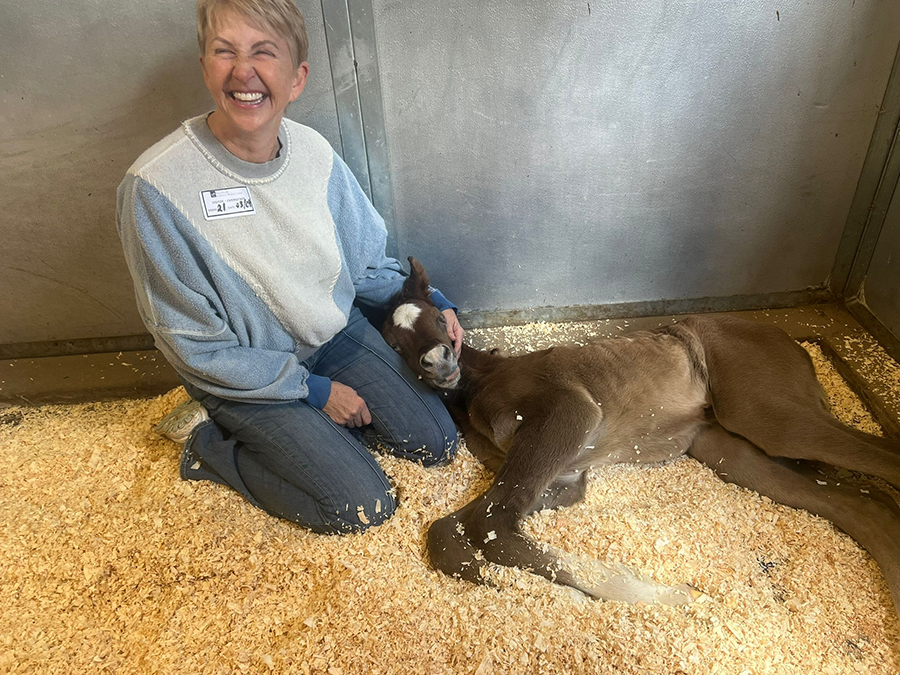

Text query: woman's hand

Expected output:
[443,309,464,356]
[323,381,372,428]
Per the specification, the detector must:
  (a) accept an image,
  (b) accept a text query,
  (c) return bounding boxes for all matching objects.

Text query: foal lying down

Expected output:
[383,258,900,613]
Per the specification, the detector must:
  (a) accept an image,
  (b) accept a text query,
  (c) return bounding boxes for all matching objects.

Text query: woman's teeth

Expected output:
[231,92,265,104]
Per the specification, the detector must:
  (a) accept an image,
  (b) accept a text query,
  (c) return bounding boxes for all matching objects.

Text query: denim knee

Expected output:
[398,425,458,467]
[304,484,397,535]
[420,429,458,467]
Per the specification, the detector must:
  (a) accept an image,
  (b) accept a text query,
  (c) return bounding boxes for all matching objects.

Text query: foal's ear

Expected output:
[405,256,431,300]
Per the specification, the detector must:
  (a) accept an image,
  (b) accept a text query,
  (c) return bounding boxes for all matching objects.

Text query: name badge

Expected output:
[200,186,256,221]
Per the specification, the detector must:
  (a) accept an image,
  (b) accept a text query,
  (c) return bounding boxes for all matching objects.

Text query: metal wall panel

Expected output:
[0,0,341,344]
[371,0,900,312]
[5,0,900,349]
[861,174,900,340]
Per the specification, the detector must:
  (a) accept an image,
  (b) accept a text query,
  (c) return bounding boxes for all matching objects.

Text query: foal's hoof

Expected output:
[655,583,704,606]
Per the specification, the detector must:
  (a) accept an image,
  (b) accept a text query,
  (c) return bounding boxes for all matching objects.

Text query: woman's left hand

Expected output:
[442,309,464,356]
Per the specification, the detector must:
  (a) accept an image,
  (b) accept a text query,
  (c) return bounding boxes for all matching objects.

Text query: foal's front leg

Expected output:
[447,404,506,473]
[529,470,588,513]
[449,395,698,605]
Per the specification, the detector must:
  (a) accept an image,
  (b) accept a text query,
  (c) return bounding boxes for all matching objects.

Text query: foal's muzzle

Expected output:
[419,344,460,389]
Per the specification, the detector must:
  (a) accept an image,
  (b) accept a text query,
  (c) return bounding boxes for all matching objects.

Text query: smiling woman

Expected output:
[115,0,464,535]
[198,1,309,162]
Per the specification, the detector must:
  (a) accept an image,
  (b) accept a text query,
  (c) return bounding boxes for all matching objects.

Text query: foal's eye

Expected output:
[438,314,447,325]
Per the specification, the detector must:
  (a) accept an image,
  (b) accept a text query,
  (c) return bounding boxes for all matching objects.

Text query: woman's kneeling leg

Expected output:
[315,308,459,466]
[182,395,397,534]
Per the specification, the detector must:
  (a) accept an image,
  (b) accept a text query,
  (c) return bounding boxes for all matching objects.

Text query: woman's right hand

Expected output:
[323,381,372,428]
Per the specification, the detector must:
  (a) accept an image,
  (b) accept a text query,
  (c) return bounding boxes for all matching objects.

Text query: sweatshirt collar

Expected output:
[182,113,290,184]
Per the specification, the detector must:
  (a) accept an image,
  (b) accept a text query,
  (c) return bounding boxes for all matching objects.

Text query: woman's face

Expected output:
[200,8,308,145]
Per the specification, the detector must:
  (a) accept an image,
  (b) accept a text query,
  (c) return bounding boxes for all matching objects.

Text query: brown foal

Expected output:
[383,258,900,611]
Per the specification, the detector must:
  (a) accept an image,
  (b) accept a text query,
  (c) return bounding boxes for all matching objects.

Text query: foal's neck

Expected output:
[459,344,503,396]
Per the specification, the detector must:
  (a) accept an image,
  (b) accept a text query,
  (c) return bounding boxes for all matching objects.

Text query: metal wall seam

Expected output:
[457,287,833,330]
[347,0,398,258]
[844,136,900,299]
[845,299,900,365]
[320,0,372,198]
[830,40,900,297]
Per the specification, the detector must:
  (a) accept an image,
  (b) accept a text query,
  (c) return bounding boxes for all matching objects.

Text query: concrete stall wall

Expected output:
[372,0,900,314]
[0,0,340,346]
[2,0,900,347]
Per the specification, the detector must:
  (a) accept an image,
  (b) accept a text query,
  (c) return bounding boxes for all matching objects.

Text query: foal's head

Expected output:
[383,257,461,389]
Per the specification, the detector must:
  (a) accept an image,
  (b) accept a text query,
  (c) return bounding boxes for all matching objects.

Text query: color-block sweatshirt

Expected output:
[117,114,453,407]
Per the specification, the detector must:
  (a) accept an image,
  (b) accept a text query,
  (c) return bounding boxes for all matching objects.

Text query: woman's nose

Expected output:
[231,55,256,80]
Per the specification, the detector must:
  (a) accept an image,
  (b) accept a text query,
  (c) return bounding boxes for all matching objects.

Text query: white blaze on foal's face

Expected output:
[392,303,422,331]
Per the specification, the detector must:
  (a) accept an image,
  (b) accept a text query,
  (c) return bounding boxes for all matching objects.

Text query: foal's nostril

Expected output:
[420,344,452,372]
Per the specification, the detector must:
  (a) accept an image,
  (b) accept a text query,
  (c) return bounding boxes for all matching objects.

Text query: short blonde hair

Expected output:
[197,0,309,68]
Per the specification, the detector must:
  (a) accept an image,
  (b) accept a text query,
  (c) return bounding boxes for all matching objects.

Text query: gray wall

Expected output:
[373,0,900,312]
[862,172,900,339]
[3,0,900,347]
[0,0,340,345]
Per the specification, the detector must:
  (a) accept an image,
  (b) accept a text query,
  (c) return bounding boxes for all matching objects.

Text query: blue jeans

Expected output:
[180,307,458,534]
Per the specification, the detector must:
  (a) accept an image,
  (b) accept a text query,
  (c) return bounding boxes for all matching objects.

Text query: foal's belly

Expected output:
[568,335,709,470]
[580,412,707,469]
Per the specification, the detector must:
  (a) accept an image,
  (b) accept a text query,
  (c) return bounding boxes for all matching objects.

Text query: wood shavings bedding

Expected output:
[1,325,898,674]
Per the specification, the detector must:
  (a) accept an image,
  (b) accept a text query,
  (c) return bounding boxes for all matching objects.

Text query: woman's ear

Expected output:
[290,62,310,102]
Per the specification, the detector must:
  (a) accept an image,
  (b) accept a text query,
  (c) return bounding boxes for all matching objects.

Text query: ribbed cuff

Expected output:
[429,287,458,314]
[305,374,332,409]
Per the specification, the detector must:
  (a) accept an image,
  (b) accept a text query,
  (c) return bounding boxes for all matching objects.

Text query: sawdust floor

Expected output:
[2,314,900,674]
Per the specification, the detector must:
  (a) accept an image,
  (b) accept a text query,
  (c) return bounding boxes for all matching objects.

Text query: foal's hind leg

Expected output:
[689,422,900,615]
[689,315,900,487]
[722,402,900,490]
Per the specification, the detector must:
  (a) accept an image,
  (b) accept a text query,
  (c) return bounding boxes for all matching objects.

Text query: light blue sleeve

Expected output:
[326,151,405,306]
[116,175,331,406]
[327,152,458,311]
